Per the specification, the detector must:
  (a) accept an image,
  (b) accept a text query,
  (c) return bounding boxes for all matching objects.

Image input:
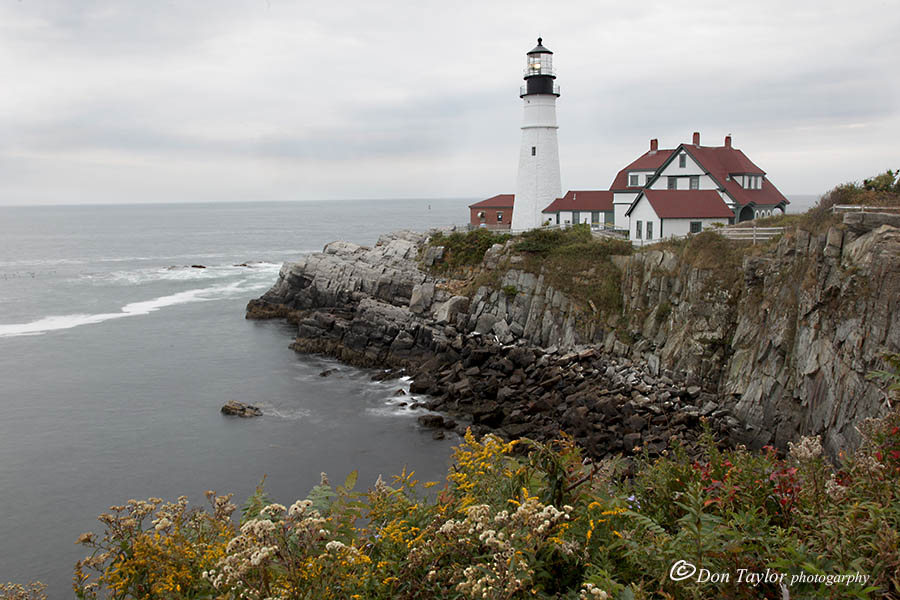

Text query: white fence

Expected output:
[718,225,785,243]
[831,205,900,214]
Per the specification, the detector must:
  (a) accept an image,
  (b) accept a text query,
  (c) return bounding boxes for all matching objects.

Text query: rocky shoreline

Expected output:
[246,231,747,461]
[247,214,900,461]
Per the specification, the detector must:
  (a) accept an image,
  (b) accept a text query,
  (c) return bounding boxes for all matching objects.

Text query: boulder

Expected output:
[433,296,469,324]
[417,414,445,428]
[221,400,262,418]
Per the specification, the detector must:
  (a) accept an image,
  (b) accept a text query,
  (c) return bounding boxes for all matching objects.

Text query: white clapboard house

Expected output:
[611,132,789,242]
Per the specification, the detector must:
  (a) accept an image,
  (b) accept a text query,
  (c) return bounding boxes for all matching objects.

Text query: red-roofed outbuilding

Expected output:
[541,190,614,226]
[469,194,514,229]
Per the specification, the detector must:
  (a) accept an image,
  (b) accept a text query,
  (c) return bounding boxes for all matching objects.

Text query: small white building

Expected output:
[626,189,734,243]
[541,190,614,227]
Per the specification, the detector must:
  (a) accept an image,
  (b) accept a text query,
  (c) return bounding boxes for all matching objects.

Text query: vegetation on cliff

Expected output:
[746,170,900,233]
[426,225,633,319]
[39,359,899,600]
[426,229,511,273]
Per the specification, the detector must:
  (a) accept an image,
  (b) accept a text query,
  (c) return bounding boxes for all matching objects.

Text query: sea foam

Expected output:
[0,277,273,338]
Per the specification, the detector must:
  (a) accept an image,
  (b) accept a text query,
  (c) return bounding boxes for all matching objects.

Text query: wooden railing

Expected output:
[718,225,785,244]
[831,205,900,214]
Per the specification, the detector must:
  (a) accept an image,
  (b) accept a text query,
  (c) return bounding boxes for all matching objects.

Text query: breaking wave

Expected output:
[0,278,271,338]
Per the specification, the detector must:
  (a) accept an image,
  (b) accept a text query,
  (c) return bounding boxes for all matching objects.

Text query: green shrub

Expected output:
[515,224,593,255]
[654,300,671,325]
[69,401,900,599]
[426,229,511,273]
[62,254,900,600]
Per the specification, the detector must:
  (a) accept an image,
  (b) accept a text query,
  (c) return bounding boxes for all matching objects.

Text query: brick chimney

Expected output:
[692,131,700,146]
[724,134,732,148]
[649,138,658,154]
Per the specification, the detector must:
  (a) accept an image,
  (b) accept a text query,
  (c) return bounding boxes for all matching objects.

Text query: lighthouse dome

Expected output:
[527,37,553,55]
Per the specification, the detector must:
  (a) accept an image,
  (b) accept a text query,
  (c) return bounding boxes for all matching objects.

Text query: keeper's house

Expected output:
[468,194,514,230]
[540,190,615,227]
[614,132,789,242]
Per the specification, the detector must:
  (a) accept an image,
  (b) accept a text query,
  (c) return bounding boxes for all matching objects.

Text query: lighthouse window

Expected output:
[531,146,536,156]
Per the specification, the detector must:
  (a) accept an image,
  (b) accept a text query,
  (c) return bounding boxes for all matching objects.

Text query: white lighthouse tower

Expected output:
[511,38,562,231]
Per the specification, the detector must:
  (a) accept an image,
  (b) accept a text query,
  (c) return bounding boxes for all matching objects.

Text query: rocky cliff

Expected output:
[615,214,900,455]
[247,213,900,458]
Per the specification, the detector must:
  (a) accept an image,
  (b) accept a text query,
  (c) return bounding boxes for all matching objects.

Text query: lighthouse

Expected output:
[511,37,562,231]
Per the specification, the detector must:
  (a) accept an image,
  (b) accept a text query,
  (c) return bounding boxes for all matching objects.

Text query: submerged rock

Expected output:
[221,400,262,418]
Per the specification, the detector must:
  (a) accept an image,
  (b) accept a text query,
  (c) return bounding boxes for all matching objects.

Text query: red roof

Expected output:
[630,190,734,219]
[469,194,514,209]
[542,190,613,213]
[610,149,675,190]
[610,139,789,209]
[682,145,789,208]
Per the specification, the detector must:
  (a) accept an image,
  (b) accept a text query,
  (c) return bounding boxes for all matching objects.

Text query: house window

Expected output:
[531,146,536,156]
[679,154,686,168]
[497,212,503,222]
[573,211,581,223]
[556,213,560,225]
[645,174,653,185]
[635,220,643,239]
[690,221,702,233]
[667,177,677,190]
[591,211,600,224]
[647,221,653,239]
[629,173,639,186]
[690,176,699,190]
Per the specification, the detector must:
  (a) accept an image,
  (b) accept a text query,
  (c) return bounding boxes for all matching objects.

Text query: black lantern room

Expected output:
[520,37,559,98]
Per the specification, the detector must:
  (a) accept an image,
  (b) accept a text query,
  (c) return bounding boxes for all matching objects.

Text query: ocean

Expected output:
[0,194,819,594]
[0,198,470,595]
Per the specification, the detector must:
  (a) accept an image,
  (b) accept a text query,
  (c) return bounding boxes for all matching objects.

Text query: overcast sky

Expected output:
[1,0,898,205]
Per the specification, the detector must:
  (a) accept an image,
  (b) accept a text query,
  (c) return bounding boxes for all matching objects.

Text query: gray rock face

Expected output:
[248,217,899,458]
[249,232,430,314]
[616,218,900,456]
[433,295,469,324]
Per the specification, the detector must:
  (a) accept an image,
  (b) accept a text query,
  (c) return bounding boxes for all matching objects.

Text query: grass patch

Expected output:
[798,175,900,234]
[425,229,511,273]
[514,224,594,254]
[515,227,634,317]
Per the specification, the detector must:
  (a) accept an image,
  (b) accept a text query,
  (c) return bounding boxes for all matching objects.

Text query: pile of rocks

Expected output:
[407,334,747,461]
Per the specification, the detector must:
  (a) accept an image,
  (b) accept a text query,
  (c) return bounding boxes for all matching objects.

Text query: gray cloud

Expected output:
[1,0,898,204]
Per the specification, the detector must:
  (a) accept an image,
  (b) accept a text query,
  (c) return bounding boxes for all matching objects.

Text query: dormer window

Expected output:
[741,175,762,189]
[629,173,639,186]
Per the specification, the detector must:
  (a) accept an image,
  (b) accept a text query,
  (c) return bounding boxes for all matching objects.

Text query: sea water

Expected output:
[0,199,468,595]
